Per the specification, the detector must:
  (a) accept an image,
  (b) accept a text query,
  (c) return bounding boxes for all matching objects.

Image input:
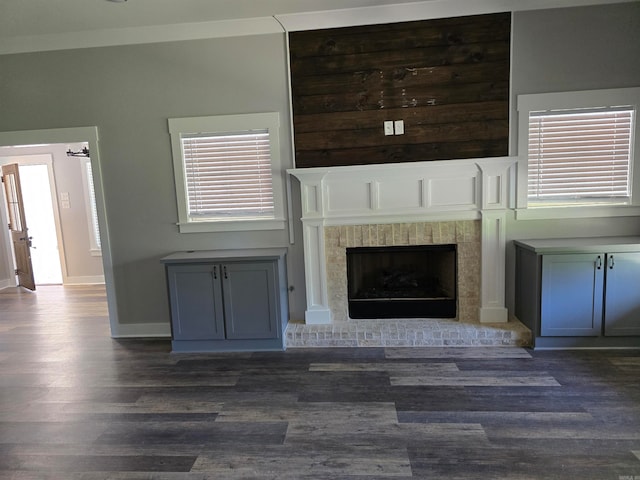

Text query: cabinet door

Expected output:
[167,265,225,340]
[222,261,278,340]
[541,254,604,336]
[604,252,640,336]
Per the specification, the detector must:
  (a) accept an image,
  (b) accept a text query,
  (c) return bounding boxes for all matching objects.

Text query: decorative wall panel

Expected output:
[289,13,511,168]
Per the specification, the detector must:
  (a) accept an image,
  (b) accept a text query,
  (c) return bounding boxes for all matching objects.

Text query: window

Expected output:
[82,159,101,255]
[517,87,640,217]
[169,113,285,233]
[528,107,633,203]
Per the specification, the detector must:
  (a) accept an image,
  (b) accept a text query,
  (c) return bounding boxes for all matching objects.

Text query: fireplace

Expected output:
[347,244,457,319]
[288,157,515,325]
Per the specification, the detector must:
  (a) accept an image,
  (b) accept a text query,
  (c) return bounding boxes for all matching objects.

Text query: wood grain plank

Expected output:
[390,374,560,387]
[192,444,412,478]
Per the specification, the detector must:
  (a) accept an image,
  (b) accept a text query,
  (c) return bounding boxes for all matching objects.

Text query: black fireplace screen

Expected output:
[346,244,457,319]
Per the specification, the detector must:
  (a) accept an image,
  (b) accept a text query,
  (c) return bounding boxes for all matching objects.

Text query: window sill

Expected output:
[515,205,640,220]
[177,218,286,233]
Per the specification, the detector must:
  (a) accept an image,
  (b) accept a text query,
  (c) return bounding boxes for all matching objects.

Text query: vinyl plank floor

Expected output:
[1,285,639,479]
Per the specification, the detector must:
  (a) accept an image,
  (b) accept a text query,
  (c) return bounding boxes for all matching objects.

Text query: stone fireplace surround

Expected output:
[326,221,479,323]
[286,157,532,347]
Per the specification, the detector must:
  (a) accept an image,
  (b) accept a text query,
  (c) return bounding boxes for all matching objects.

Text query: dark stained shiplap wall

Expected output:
[289,13,511,168]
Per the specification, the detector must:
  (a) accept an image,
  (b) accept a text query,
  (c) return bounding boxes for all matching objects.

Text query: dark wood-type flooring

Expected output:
[1,285,639,479]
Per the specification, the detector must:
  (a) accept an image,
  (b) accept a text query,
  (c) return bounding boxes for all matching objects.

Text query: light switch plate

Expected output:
[394,120,404,135]
[384,121,394,136]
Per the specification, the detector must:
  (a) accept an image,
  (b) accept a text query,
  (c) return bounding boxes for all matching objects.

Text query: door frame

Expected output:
[0,127,119,335]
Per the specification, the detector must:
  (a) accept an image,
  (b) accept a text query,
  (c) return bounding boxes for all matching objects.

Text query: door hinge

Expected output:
[14,269,19,276]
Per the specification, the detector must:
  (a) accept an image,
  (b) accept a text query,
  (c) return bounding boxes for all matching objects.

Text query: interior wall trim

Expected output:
[111,322,172,338]
[0,0,632,55]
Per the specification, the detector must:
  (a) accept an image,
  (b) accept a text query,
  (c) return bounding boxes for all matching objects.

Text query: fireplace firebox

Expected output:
[346,244,457,319]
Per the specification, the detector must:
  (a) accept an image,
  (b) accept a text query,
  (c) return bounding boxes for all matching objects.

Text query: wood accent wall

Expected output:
[289,13,511,168]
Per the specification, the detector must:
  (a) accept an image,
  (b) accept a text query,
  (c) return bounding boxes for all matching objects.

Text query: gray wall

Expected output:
[0,33,306,326]
[0,143,105,281]
[0,2,638,329]
[506,2,640,312]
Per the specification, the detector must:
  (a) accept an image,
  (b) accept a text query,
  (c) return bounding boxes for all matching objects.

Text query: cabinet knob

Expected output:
[223,266,228,279]
[609,255,615,270]
[213,266,218,279]
[596,255,602,269]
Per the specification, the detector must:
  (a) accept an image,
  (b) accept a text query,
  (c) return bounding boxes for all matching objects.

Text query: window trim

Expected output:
[516,87,640,218]
[168,112,286,233]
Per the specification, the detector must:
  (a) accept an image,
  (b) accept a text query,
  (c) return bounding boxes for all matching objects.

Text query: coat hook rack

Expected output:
[66,147,90,157]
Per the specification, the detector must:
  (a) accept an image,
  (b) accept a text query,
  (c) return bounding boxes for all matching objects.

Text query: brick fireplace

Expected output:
[286,157,531,347]
[326,221,479,322]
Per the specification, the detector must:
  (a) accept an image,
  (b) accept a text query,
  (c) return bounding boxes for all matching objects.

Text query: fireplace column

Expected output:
[477,161,509,323]
[479,211,508,322]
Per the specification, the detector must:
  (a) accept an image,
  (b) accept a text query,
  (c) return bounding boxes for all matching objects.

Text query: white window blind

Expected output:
[85,161,101,250]
[528,107,634,202]
[181,130,275,220]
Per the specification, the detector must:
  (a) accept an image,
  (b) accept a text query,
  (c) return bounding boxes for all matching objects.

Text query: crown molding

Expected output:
[0,0,634,55]
[276,0,636,31]
[0,16,284,55]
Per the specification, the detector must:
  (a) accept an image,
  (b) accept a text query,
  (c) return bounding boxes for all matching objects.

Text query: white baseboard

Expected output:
[64,275,105,285]
[111,322,171,338]
[305,309,332,325]
[479,306,509,323]
[0,279,12,290]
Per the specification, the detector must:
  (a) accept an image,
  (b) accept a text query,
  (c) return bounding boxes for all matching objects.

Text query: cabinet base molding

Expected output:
[171,338,285,353]
[532,337,640,349]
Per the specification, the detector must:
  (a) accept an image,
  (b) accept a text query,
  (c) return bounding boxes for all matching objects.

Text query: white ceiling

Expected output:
[0,0,634,54]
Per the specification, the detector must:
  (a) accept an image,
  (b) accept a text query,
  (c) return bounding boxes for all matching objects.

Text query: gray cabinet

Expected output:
[162,249,288,352]
[540,253,603,337]
[603,252,640,336]
[515,237,640,349]
[168,264,225,341]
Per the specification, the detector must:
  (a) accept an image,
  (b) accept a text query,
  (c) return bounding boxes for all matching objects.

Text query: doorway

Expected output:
[0,126,119,337]
[18,163,64,285]
[0,146,105,287]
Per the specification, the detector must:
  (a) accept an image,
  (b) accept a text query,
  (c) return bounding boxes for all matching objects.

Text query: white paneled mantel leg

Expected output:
[476,157,514,323]
[290,169,332,324]
[302,219,332,324]
[479,210,508,323]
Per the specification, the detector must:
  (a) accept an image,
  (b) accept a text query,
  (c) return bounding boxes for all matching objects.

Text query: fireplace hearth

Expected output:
[346,244,457,319]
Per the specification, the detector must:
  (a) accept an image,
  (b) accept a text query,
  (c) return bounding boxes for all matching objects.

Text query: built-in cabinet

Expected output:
[161,249,288,352]
[515,237,640,349]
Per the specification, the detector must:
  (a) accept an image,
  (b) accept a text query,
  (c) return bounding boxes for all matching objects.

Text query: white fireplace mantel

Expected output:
[288,156,517,324]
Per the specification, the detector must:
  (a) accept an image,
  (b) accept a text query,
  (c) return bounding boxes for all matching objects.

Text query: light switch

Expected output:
[394,120,404,135]
[60,192,70,208]
[384,121,394,136]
